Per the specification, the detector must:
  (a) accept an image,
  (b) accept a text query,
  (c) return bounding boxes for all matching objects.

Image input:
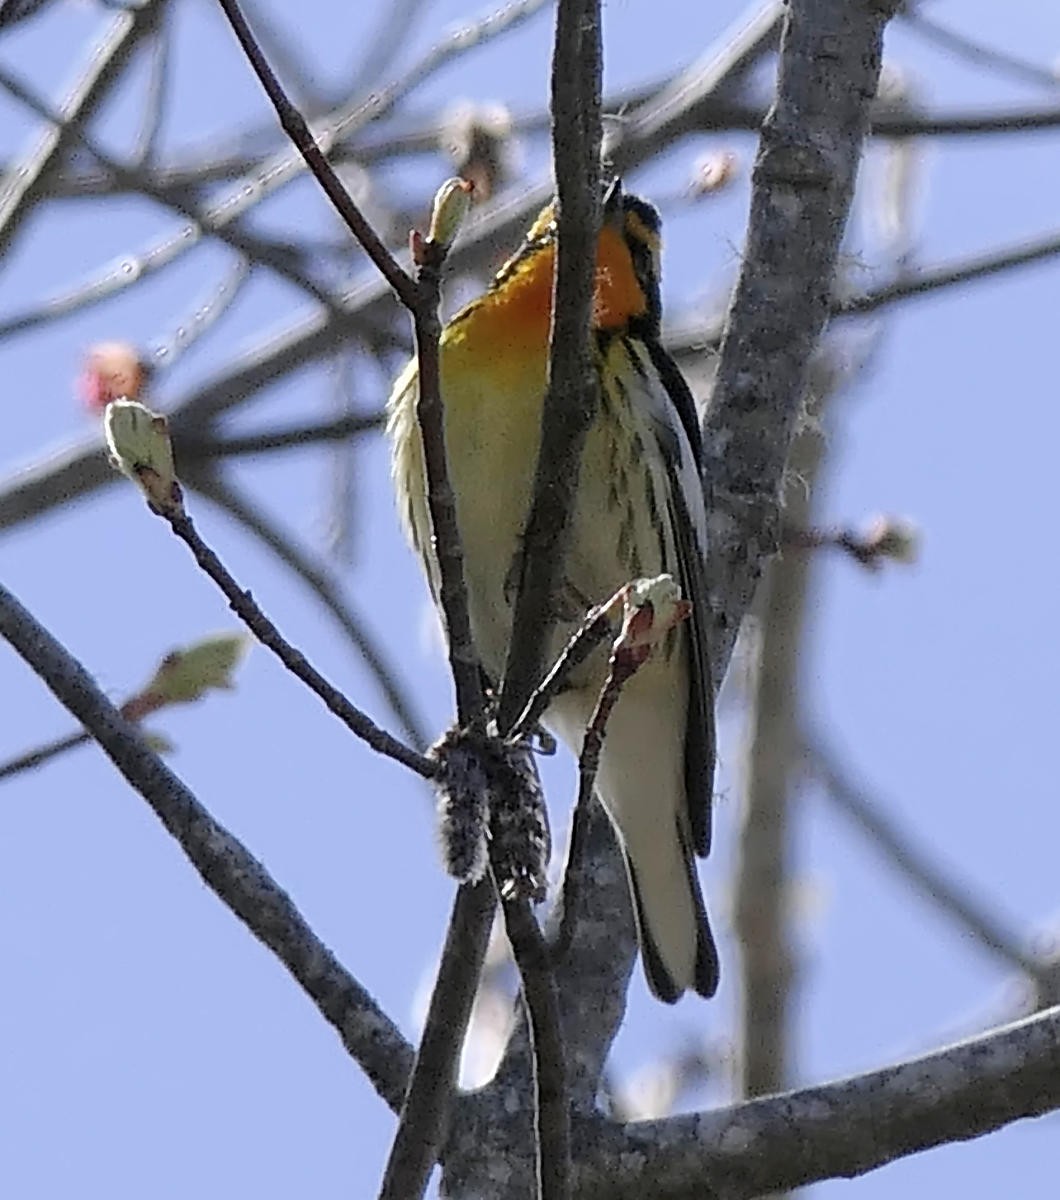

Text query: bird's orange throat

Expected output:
[444,221,648,360]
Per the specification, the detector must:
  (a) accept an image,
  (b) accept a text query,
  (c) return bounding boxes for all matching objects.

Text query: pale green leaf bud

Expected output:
[103,399,183,516]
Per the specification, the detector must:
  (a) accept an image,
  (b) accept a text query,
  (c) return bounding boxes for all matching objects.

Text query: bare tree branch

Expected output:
[5,210,1056,546]
[216,13,510,1200]
[543,797,636,1098]
[189,410,385,459]
[733,421,824,1105]
[495,0,603,726]
[484,3,606,1186]
[0,0,549,342]
[216,0,419,307]
[663,223,1060,365]
[834,229,1060,314]
[0,728,90,781]
[21,87,1060,210]
[500,896,571,1200]
[803,728,1056,992]
[0,65,345,315]
[153,258,252,370]
[155,492,435,777]
[189,472,429,749]
[0,0,164,257]
[901,7,1060,91]
[447,0,607,1192]
[701,0,898,674]
[0,578,414,1114]
[378,880,495,1200]
[713,0,897,1117]
[578,1003,1060,1198]
[870,104,1060,136]
[603,0,784,168]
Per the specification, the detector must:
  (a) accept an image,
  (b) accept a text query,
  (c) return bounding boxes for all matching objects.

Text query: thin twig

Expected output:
[486,6,605,1196]
[576,651,640,819]
[578,579,692,825]
[189,472,429,749]
[411,236,484,724]
[0,65,347,317]
[871,105,1060,137]
[662,226,1060,365]
[377,880,495,1200]
[733,415,825,1114]
[216,0,417,307]
[496,0,604,732]
[0,729,90,781]
[217,0,482,727]
[213,14,493,1198]
[499,897,571,1200]
[803,729,1044,983]
[834,230,1060,316]
[375,229,490,1200]
[183,410,385,459]
[0,579,415,1113]
[902,8,1060,92]
[160,505,434,778]
[508,603,614,744]
[679,96,1060,139]
[152,258,252,372]
[132,16,171,166]
[0,0,163,257]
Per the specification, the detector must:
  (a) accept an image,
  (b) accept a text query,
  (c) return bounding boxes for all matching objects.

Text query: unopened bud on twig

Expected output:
[103,399,183,517]
[578,576,691,807]
[614,575,692,666]
[859,515,920,567]
[426,177,474,251]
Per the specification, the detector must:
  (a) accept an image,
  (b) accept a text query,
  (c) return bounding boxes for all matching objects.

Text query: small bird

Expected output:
[388,179,718,1001]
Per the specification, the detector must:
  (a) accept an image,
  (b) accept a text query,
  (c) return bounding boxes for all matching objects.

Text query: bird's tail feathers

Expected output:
[625,817,718,1002]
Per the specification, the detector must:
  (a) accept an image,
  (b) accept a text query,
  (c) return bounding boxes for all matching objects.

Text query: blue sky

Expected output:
[1,0,1058,1195]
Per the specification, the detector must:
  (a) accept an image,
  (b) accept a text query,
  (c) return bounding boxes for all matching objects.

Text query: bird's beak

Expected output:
[603,176,624,225]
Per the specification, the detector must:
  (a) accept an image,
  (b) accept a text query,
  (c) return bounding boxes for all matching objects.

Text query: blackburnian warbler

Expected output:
[388,179,718,1002]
